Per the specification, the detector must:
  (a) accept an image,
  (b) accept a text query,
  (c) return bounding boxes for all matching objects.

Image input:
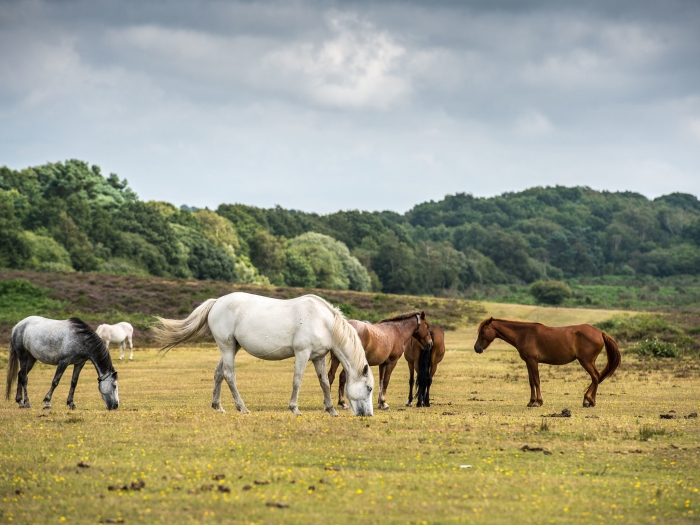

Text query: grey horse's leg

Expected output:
[288,350,311,416]
[66,362,86,410]
[17,356,36,408]
[43,362,70,409]
[313,356,338,417]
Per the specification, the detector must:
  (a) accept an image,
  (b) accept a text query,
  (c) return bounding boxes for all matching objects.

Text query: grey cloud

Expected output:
[1,0,698,213]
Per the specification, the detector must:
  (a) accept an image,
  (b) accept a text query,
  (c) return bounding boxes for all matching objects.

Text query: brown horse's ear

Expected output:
[488,317,493,323]
[420,311,426,319]
[362,364,369,376]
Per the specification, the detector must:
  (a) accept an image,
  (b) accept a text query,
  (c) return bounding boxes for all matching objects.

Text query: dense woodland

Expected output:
[2,160,700,295]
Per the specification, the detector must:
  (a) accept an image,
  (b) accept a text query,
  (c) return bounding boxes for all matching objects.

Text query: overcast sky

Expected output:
[1,0,699,213]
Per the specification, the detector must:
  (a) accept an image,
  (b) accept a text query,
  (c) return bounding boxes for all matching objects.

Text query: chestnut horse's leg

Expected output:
[405,357,415,407]
[337,369,349,409]
[578,358,600,407]
[525,359,543,407]
[327,355,349,408]
[378,359,398,410]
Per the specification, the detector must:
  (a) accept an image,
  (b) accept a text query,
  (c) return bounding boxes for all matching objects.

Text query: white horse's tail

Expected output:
[153,298,218,353]
[329,305,367,379]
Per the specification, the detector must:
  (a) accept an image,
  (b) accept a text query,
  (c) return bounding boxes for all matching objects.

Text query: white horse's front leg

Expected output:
[313,356,338,417]
[288,350,311,416]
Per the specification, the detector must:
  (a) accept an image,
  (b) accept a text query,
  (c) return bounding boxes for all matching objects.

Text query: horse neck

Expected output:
[88,348,114,378]
[384,317,418,342]
[492,320,528,348]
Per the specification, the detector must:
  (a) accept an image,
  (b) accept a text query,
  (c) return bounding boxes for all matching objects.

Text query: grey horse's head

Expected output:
[344,364,374,416]
[98,371,119,410]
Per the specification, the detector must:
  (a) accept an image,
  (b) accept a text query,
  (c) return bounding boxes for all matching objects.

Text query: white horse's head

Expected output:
[345,364,374,416]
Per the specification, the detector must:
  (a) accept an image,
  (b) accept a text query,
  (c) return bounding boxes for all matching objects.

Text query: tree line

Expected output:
[2,160,700,295]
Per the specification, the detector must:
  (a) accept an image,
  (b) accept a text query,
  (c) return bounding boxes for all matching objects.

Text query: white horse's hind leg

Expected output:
[128,333,134,360]
[288,350,311,416]
[211,358,226,412]
[313,356,338,417]
[119,340,126,360]
[217,341,249,414]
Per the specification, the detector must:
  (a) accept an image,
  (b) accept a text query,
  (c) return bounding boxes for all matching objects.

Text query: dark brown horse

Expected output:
[473,318,620,408]
[328,312,433,410]
[405,324,445,407]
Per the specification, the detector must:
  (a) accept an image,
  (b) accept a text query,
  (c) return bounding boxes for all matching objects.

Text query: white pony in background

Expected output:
[153,292,374,416]
[96,322,134,360]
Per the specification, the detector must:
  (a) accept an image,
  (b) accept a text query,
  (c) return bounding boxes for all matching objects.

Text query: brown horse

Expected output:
[405,324,445,408]
[473,318,621,408]
[328,312,433,410]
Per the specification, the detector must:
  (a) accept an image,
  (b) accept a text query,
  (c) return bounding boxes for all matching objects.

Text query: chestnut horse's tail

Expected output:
[598,332,621,383]
[415,344,432,402]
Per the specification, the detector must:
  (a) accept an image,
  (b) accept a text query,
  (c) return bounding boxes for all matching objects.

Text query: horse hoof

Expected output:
[379,404,391,411]
[69,404,77,410]
[327,408,339,417]
[238,407,250,415]
[20,403,30,409]
[119,357,123,360]
[43,404,51,410]
[405,401,412,407]
[527,402,537,408]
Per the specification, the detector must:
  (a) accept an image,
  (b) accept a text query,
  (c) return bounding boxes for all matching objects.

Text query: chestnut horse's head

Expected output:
[413,311,433,351]
[474,317,496,354]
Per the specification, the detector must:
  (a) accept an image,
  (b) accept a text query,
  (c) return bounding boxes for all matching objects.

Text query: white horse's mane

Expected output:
[306,295,366,376]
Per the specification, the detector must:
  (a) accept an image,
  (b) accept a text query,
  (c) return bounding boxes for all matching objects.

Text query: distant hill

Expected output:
[2,160,700,295]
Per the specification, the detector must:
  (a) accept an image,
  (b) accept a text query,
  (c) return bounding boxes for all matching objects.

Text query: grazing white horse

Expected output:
[96,322,134,360]
[154,292,374,416]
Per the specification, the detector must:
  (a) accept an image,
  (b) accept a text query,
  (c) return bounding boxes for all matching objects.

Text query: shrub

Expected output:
[632,338,681,358]
[529,280,573,305]
[0,279,46,297]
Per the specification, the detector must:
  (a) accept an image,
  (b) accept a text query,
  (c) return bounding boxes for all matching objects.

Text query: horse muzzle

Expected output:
[474,345,483,354]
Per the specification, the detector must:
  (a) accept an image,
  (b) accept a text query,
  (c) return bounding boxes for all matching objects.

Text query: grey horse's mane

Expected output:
[68,318,113,372]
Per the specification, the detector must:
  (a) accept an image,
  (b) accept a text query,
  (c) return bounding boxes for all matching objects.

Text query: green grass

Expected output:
[1,344,699,524]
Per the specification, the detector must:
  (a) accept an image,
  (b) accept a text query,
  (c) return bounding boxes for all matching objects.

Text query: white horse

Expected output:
[96,322,134,360]
[153,293,374,416]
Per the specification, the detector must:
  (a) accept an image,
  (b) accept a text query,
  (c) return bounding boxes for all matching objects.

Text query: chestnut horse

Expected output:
[405,324,445,408]
[328,312,433,410]
[473,318,620,408]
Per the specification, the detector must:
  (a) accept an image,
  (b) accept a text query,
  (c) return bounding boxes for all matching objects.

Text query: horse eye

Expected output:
[367,386,372,393]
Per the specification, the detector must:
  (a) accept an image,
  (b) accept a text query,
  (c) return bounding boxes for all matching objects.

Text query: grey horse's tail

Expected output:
[152,298,218,353]
[5,336,19,401]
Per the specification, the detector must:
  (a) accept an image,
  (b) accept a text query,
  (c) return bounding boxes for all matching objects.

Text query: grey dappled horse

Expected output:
[5,317,119,410]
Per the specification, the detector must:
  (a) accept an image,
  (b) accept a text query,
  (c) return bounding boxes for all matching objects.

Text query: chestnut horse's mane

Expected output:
[377,312,420,325]
[477,317,544,332]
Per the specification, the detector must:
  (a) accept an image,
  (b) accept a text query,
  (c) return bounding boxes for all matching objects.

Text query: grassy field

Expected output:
[1,303,699,525]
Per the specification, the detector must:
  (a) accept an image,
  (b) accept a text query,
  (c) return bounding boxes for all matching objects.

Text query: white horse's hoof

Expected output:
[119,357,123,360]
[129,357,133,361]
[238,407,250,414]
[289,406,303,416]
